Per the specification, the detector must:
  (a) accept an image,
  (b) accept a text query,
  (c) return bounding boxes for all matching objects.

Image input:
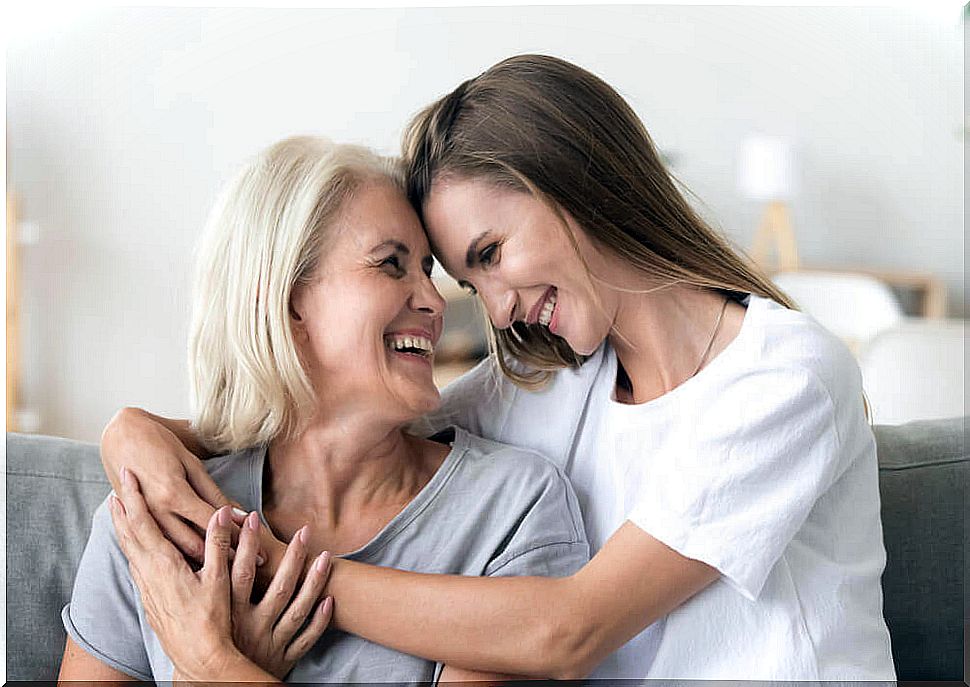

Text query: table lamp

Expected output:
[737,135,799,273]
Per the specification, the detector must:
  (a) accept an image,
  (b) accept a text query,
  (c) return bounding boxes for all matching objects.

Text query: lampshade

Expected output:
[737,135,796,201]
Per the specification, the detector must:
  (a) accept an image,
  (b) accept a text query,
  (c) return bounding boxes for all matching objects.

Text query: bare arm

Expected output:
[100,408,246,562]
[58,636,141,682]
[327,522,719,679]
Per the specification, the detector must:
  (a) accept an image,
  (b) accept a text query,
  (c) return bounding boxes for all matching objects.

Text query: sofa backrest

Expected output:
[875,415,967,680]
[6,433,109,682]
[5,418,969,680]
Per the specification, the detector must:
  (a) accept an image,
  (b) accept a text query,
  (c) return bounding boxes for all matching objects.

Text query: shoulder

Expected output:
[459,428,570,482]
[731,295,863,413]
[683,296,868,457]
[201,446,263,511]
[449,427,586,543]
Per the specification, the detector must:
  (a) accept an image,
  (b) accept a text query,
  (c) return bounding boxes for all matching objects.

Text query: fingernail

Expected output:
[246,511,259,531]
[314,551,331,574]
[255,554,266,566]
[298,525,309,546]
[232,507,248,518]
[111,494,127,516]
[217,506,231,526]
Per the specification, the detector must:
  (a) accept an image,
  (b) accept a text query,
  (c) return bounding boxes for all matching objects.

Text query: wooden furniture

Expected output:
[773,266,947,319]
[7,192,20,431]
[751,200,800,273]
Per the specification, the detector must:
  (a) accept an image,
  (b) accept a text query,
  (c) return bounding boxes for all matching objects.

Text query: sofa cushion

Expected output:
[6,433,109,681]
[5,417,968,680]
[874,415,967,680]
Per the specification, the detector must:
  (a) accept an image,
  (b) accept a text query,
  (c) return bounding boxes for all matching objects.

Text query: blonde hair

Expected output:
[189,136,402,453]
[403,55,794,390]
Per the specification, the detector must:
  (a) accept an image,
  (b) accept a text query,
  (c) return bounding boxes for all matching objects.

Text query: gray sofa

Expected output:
[7,417,968,681]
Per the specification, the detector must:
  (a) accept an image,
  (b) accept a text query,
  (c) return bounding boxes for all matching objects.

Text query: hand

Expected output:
[101,407,248,563]
[230,511,334,678]
[109,468,238,679]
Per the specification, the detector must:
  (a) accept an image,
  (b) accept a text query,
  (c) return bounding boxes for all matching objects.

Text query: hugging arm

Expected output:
[327,524,718,678]
[99,409,719,679]
[100,408,285,566]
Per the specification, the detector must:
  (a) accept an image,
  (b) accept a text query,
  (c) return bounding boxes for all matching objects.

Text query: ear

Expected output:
[288,285,306,328]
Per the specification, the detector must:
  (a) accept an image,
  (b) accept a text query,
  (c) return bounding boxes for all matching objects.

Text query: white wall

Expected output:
[7,5,964,441]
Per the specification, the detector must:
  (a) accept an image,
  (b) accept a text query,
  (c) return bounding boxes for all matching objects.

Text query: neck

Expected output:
[265,412,430,532]
[608,283,732,404]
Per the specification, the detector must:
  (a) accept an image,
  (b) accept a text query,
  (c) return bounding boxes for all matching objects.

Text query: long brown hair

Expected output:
[403,54,793,389]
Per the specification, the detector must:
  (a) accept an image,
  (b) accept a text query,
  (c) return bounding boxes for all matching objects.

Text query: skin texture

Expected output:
[97,179,747,677]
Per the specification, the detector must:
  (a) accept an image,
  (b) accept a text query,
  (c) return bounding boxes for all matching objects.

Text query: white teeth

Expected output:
[538,291,557,327]
[384,334,434,357]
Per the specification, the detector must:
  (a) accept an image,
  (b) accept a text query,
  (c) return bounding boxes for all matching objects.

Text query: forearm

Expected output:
[327,559,587,679]
[136,409,210,459]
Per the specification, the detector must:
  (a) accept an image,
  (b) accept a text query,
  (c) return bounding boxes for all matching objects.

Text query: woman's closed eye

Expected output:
[378,254,406,277]
[478,242,500,268]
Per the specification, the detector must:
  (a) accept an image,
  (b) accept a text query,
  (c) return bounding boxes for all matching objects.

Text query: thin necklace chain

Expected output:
[689,296,730,379]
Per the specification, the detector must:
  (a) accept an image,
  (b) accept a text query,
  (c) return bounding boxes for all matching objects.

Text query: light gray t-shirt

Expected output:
[62,426,588,683]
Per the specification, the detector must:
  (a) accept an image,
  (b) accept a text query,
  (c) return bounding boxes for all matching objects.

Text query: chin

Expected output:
[562,328,607,357]
[399,380,441,418]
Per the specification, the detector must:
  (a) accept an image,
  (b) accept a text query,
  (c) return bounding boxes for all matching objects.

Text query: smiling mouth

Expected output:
[538,290,557,327]
[384,334,435,359]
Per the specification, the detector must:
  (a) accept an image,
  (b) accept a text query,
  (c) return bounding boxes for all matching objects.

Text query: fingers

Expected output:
[201,506,233,584]
[231,512,262,607]
[108,493,145,560]
[168,481,220,534]
[117,468,185,558]
[283,596,333,665]
[273,551,332,645]
[183,452,235,510]
[157,513,207,563]
[259,525,309,620]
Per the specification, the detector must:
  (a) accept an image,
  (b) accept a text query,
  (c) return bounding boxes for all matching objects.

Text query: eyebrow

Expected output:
[465,232,490,269]
[373,239,434,273]
[371,240,410,255]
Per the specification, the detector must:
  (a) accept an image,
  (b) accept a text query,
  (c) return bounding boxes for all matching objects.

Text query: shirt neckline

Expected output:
[604,293,762,413]
[247,425,469,562]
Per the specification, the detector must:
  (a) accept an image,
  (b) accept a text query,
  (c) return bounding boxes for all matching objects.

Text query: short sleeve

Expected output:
[62,498,154,681]
[627,366,845,602]
[483,457,590,579]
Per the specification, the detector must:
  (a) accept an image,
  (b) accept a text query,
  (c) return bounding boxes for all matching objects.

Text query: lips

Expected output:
[526,287,557,325]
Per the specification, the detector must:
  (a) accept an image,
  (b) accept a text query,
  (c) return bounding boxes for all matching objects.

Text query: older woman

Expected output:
[57,136,587,683]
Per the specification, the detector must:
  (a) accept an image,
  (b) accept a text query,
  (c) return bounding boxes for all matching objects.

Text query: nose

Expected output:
[410,272,447,317]
[477,283,516,330]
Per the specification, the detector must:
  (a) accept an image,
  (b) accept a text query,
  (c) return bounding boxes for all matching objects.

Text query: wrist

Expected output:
[178,641,254,683]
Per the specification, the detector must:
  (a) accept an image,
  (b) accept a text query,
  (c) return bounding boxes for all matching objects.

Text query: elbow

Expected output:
[534,584,603,680]
[101,406,149,445]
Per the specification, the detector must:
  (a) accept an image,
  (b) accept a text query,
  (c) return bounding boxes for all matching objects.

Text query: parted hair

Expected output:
[402,54,794,389]
[189,136,403,453]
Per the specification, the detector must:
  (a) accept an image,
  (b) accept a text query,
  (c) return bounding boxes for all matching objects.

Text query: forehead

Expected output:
[329,181,429,254]
[422,178,512,248]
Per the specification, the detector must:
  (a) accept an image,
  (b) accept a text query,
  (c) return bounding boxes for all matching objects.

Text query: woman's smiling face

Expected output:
[291,181,445,423]
[422,177,619,357]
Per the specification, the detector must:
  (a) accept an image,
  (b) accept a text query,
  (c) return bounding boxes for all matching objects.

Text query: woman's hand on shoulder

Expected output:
[101,407,235,562]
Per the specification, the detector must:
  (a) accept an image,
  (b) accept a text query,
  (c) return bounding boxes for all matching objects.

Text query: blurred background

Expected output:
[6,3,966,442]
